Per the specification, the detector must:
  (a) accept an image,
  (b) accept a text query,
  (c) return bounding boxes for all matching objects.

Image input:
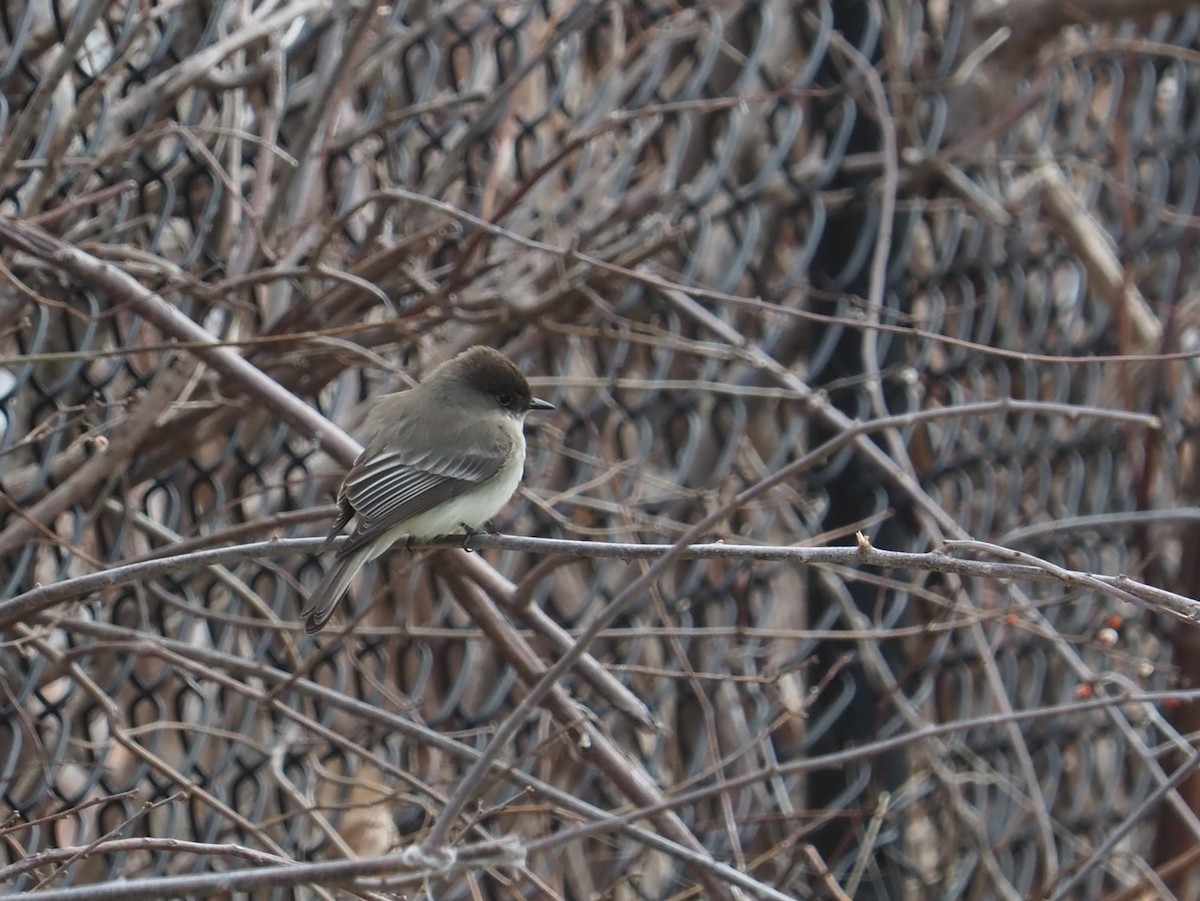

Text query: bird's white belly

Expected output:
[366,448,525,561]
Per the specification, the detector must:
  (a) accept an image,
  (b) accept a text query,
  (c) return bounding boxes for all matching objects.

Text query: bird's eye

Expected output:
[496,393,516,408]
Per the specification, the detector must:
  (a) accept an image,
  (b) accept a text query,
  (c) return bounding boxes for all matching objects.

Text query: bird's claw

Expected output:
[459,523,478,551]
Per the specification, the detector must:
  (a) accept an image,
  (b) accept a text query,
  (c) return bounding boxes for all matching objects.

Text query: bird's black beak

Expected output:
[528,397,555,412]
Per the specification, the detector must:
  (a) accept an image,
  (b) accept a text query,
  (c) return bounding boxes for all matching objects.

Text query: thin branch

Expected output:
[0,217,359,464]
[521,687,1200,854]
[0,354,198,559]
[0,837,525,901]
[27,616,798,901]
[415,396,1165,851]
[976,0,1200,66]
[5,525,1196,631]
[0,839,293,884]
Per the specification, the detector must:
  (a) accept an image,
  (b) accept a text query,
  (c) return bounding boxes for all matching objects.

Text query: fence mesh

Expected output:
[2,1,1199,898]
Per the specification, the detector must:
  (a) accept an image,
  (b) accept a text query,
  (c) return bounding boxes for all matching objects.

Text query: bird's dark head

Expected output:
[432,346,555,416]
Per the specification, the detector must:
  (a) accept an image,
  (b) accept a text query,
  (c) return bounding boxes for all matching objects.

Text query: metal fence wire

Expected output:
[1,0,1199,898]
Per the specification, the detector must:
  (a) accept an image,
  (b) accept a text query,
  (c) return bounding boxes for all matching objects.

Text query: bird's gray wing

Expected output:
[334,446,505,557]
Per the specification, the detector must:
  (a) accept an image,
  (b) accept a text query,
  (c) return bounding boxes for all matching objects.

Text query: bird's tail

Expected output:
[301,545,374,634]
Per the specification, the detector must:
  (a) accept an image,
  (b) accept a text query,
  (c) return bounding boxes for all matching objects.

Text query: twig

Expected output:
[34,616,797,901]
[0,217,359,462]
[520,687,1200,855]
[5,527,1197,630]
[0,0,110,182]
[0,838,292,884]
[412,390,1163,852]
[0,837,526,901]
[442,567,730,896]
[975,0,1200,65]
[0,354,198,559]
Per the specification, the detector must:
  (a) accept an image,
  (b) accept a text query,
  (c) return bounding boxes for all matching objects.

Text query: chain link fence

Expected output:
[1,0,1199,898]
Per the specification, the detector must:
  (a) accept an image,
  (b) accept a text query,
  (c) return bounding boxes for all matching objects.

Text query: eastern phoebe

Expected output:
[301,346,554,633]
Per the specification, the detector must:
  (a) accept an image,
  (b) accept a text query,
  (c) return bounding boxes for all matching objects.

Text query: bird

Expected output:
[301,346,554,633]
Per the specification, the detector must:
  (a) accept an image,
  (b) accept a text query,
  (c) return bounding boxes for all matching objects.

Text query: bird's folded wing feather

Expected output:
[335,447,504,557]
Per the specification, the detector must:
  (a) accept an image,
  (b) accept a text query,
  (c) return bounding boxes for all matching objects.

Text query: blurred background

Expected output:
[2,0,1200,898]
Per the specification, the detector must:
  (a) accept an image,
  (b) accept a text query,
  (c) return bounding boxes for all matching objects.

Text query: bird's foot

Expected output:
[459,523,479,551]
